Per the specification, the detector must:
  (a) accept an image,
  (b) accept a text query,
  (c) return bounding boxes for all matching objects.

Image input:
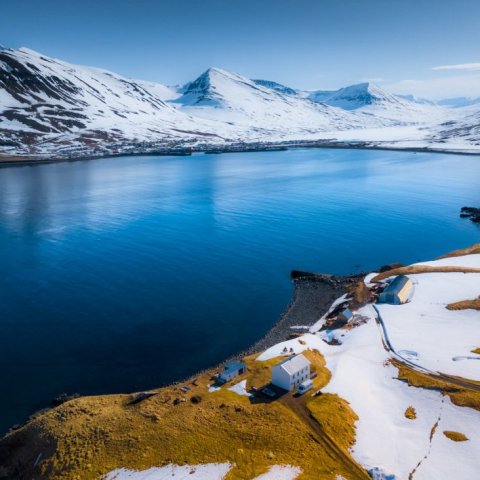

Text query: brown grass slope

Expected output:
[393,360,480,412]
[372,265,480,282]
[438,243,480,259]
[447,297,480,311]
[0,351,369,480]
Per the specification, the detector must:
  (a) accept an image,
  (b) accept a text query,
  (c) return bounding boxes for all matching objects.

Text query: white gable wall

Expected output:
[271,366,291,391]
[271,355,311,391]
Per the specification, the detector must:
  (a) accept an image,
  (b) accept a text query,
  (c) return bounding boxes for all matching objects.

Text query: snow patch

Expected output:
[228,379,251,397]
[103,463,232,480]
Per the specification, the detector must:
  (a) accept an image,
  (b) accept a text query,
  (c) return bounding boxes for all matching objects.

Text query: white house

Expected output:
[271,354,311,392]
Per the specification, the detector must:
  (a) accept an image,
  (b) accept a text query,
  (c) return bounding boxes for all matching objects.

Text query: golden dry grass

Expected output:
[471,348,480,355]
[438,243,480,259]
[392,360,480,412]
[443,431,468,442]
[404,406,417,420]
[447,297,480,311]
[372,265,480,282]
[246,348,331,392]
[0,350,367,480]
[307,394,358,450]
[245,356,283,391]
[347,282,372,308]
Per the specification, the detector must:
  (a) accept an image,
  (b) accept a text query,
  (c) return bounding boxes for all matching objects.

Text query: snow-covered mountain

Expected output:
[308,82,403,110]
[252,79,298,96]
[172,67,371,133]
[0,47,479,160]
[307,82,446,125]
[438,96,480,108]
[0,47,241,158]
[430,109,480,148]
[396,94,436,106]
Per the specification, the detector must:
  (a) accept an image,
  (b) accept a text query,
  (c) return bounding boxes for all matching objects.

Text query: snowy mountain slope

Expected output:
[308,82,404,110]
[172,67,375,133]
[308,82,447,124]
[0,47,479,160]
[429,108,480,148]
[438,96,480,108]
[0,48,240,157]
[397,94,436,106]
[252,79,298,96]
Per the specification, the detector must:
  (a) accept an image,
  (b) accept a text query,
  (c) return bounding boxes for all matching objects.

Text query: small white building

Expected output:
[271,354,311,392]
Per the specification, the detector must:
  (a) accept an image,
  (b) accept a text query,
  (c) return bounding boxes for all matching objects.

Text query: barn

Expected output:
[218,360,246,384]
[378,275,413,305]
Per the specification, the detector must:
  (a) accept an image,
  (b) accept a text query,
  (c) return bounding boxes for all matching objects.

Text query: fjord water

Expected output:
[0,148,479,432]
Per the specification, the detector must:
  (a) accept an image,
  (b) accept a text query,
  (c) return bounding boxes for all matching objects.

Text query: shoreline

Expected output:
[139,270,366,393]
[3,270,364,436]
[1,140,480,169]
[241,271,365,356]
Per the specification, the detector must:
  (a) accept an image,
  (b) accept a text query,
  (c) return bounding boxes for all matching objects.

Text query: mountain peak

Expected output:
[308,82,399,110]
[176,67,251,107]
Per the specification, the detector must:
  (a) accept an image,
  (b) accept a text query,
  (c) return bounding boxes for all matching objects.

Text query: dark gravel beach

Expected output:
[243,271,366,356]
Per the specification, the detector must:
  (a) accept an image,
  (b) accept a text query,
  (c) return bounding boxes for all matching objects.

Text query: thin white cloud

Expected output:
[431,63,480,71]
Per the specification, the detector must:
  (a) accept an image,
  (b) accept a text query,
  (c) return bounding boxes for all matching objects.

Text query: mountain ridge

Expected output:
[0,47,479,160]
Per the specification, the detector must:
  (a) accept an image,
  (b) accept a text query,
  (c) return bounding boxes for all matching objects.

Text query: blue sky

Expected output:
[2,0,480,98]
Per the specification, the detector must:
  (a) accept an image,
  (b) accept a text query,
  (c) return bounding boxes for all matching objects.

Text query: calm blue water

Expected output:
[0,148,479,432]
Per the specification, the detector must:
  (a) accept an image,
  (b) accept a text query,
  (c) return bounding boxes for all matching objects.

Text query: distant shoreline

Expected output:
[1,140,480,169]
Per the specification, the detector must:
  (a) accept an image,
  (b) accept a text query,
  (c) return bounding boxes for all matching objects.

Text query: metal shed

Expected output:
[218,360,246,383]
[378,275,413,305]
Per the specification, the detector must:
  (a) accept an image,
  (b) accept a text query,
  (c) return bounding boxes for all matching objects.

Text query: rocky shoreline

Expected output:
[1,139,480,168]
[460,206,480,224]
[241,270,366,356]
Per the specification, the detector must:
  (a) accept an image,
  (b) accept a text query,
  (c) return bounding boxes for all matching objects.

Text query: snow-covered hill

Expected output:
[430,108,480,149]
[438,97,480,108]
[0,47,479,160]
[172,67,384,135]
[308,82,446,124]
[0,47,240,158]
[308,82,399,110]
[259,250,480,480]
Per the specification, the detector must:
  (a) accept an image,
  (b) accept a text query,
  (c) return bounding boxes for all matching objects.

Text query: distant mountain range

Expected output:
[0,47,479,161]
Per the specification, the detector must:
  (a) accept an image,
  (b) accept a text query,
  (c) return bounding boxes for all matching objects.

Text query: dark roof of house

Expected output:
[222,360,245,374]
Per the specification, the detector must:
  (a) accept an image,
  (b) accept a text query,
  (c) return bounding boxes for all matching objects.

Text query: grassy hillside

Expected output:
[0,350,369,480]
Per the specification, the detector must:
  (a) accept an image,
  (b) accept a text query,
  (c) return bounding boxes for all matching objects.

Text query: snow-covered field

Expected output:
[259,252,480,479]
[376,254,480,380]
[1,47,479,160]
[104,463,301,480]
